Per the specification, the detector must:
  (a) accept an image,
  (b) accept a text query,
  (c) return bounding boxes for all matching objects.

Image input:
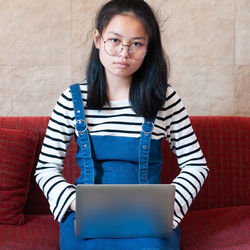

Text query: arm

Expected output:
[162,87,209,228]
[35,88,77,222]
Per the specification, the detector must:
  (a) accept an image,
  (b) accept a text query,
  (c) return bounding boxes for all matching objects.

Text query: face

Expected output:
[93,13,149,82]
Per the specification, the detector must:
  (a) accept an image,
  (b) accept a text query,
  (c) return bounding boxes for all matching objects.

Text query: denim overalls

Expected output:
[59,84,180,250]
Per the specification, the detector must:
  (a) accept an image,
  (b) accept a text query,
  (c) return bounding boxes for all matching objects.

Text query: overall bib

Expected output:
[59,84,180,250]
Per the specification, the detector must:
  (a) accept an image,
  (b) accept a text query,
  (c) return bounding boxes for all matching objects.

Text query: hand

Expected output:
[70,199,76,212]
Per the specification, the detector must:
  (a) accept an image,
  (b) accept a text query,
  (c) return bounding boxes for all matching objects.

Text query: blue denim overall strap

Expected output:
[70,83,95,184]
[139,117,155,184]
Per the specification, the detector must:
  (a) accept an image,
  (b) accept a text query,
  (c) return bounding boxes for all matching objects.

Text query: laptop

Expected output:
[75,184,175,239]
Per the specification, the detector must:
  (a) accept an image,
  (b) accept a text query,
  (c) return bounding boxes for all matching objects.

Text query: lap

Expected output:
[59,212,180,250]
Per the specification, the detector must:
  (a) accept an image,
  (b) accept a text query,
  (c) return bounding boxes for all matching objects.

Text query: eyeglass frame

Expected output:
[101,36,147,60]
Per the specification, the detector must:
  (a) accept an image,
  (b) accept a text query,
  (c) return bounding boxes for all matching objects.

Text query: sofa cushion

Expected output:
[180,205,250,249]
[0,215,59,250]
[0,128,38,225]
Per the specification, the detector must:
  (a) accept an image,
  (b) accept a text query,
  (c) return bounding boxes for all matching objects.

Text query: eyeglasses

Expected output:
[101,37,147,60]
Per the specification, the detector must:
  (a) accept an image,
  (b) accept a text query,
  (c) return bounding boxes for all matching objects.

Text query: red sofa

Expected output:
[0,116,249,250]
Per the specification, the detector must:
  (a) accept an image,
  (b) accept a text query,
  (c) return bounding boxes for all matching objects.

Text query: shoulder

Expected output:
[67,80,87,94]
[60,80,88,99]
[163,84,184,109]
[78,80,88,92]
[155,84,188,123]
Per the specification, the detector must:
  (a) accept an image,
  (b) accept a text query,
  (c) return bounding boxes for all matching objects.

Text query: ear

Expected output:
[93,29,101,49]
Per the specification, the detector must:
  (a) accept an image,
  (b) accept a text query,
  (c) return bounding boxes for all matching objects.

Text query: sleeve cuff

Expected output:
[57,192,76,223]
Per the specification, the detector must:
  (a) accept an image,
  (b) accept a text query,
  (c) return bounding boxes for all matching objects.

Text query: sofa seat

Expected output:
[180,205,250,249]
[0,215,59,250]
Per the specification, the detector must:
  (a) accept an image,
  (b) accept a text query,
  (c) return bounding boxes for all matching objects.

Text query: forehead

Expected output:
[103,13,148,39]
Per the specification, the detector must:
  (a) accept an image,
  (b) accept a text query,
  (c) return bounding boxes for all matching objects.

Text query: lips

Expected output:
[114,61,130,69]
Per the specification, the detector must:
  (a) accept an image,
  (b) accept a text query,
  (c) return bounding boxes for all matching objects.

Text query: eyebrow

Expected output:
[107,31,147,40]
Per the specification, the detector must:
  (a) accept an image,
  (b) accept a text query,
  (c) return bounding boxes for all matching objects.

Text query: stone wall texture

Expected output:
[1,0,249,116]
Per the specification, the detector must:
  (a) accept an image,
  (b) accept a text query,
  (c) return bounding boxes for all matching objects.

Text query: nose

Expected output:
[120,44,130,58]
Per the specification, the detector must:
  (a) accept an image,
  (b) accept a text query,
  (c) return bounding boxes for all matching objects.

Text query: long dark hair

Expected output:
[86,0,169,118]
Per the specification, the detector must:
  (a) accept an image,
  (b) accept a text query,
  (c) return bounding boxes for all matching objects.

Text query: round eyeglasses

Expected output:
[101,37,147,60]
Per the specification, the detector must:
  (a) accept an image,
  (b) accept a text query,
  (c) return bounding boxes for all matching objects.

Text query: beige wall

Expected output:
[0,0,249,116]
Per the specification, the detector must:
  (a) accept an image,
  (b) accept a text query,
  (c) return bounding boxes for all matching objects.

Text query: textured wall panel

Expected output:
[236,0,250,65]
[169,65,235,115]
[159,0,235,67]
[0,66,71,116]
[0,0,249,116]
[234,66,250,116]
[0,0,71,66]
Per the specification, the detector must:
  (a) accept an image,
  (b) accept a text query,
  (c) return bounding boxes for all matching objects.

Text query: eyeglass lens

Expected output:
[104,39,146,59]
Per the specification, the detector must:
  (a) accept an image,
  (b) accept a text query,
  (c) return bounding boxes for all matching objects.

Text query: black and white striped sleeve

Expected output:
[162,86,209,228]
[35,87,77,222]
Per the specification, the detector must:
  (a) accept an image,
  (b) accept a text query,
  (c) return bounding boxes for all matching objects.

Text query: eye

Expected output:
[131,42,143,47]
[109,38,121,44]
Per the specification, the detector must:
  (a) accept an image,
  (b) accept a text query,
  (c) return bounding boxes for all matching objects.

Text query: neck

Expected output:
[106,74,132,101]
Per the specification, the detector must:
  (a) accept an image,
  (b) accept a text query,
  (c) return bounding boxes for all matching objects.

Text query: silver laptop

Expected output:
[75,184,175,239]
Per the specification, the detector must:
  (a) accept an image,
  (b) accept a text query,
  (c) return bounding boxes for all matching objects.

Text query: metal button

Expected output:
[143,145,147,150]
[77,110,80,113]
[84,144,87,148]
[141,121,154,134]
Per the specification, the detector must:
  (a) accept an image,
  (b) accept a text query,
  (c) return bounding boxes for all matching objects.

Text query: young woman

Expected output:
[35,0,209,249]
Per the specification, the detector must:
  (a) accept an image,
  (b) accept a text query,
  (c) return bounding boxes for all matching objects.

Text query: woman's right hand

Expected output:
[70,199,76,212]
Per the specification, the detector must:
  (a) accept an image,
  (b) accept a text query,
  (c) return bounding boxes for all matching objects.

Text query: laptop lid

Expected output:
[75,184,175,239]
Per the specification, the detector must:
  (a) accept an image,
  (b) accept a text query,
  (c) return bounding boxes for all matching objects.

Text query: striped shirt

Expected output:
[35,81,208,228]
